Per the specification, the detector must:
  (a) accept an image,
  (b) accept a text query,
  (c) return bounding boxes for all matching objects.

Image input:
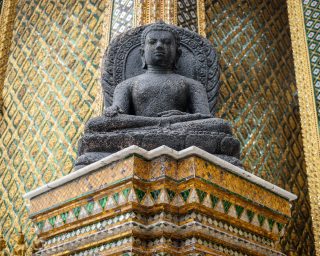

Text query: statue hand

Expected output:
[158,110,188,117]
[104,105,124,117]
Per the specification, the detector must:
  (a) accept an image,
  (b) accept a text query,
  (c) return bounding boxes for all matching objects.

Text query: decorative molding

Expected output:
[24,145,297,201]
[287,0,320,254]
[197,0,205,37]
[0,0,18,105]
[134,0,178,26]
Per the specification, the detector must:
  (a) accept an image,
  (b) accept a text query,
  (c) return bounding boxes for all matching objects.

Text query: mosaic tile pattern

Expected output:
[302,0,320,127]
[0,0,105,250]
[205,0,314,255]
[177,0,198,32]
[0,0,3,14]
[110,0,134,39]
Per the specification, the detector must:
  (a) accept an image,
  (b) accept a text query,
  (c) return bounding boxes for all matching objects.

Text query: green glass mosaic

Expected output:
[86,201,94,214]
[135,188,145,202]
[99,196,108,209]
[150,189,161,201]
[0,0,106,249]
[196,189,207,203]
[210,194,219,209]
[73,207,81,219]
[122,188,131,199]
[166,189,175,201]
[206,0,314,254]
[180,189,190,202]
[235,205,244,218]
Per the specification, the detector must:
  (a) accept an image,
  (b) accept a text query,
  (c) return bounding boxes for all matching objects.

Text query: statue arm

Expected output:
[105,82,132,116]
[188,80,211,115]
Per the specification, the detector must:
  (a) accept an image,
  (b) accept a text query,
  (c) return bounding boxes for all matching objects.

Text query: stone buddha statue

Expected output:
[75,22,241,169]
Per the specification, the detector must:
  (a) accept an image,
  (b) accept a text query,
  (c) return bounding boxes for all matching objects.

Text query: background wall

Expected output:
[204,1,314,255]
[0,0,106,250]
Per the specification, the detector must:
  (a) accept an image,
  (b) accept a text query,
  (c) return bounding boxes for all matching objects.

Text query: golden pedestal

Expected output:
[25,146,296,255]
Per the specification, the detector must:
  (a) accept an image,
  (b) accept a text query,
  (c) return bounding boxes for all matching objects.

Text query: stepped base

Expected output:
[24,146,296,256]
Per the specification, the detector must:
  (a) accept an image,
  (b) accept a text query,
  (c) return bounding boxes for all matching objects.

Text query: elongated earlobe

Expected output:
[140,48,147,69]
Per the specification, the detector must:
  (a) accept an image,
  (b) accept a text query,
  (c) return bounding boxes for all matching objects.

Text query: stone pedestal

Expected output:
[24,146,296,256]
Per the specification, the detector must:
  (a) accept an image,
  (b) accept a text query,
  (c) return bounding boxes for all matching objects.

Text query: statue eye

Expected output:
[164,39,171,44]
[148,39,156,44]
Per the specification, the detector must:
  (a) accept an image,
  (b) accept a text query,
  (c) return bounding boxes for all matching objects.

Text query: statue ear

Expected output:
[140,48,147,69]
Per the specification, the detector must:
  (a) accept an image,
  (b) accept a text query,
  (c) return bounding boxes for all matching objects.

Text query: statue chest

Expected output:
[132,78,188,116]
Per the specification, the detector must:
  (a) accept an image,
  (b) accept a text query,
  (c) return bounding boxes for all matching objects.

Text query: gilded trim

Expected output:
[133,0,177,26]
[0,0,18,105]
[197,0,206,37]
[287,0,320,254]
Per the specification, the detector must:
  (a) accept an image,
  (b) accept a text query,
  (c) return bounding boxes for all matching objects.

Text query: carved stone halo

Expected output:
[101,22,220,115]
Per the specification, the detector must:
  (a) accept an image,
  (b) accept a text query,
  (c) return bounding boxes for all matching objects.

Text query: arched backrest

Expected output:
[101,23,220,115]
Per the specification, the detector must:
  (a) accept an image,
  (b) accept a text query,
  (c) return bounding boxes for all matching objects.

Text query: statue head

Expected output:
[141,21,182,69]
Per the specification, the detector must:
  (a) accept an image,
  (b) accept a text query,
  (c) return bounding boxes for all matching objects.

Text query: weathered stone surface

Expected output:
[75,22,241,168]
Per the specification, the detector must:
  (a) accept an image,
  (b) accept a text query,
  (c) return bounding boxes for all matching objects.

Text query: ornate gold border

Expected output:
[0,0,19,104]
[287,0,320,254]
[197,0,206,37]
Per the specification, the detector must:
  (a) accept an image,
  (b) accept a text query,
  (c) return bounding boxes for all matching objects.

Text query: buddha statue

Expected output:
[75,22,241,169]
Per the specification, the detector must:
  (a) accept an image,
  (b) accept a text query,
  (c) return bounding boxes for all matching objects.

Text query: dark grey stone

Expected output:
[75,22,242,169]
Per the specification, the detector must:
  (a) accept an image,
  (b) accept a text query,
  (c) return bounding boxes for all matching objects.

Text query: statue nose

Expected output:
[156,42,164,49]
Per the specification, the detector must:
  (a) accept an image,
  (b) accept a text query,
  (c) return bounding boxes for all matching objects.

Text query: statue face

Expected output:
[144,30,177,68]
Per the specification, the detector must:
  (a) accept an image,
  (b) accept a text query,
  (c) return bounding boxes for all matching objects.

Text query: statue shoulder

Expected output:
[114,77,138,90]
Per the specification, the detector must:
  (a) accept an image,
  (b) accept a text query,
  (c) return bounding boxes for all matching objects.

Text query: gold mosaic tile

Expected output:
[0,0,106,249]
[205,0,314,254]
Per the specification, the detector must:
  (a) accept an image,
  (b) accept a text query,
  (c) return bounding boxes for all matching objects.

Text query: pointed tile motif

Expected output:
[48,216,56,227]
[135,188,146,202]
[99,196,108,210]
[215,200,225,213]
[235,205,244,218]
[246,210,255,222]
[37,221,45,232]
[202,194,211,208]
[277,222,284,233]
[268,218,275,231]
[60,212,68,224]
[113,193,119,204]
[188,189,199,203]
[118,192,127,205]
[166,189,175,202]
[55,215,63,227]
[171,194,184,207]
[128,188,138,202]
[158,189,169,204]
[196,189,207,203]
[79,207,88,219]
[210,194,219,208]
[258,214,266,227]
[222,200,232,213]
[227,205,237,218]
[92,201,102,214]
[251,214,260,226]
[86,201,95,214]
[43,220,52,232]
[180,189,190,202]
[151,189,161,202]
[106,196,116,208]
[122,188,131,199]
[66,211,76,224]
[73,207,81,219]
[142,194,154,207]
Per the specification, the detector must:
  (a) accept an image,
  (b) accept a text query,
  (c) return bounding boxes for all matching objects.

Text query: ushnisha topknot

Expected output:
[141,21,181,47]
